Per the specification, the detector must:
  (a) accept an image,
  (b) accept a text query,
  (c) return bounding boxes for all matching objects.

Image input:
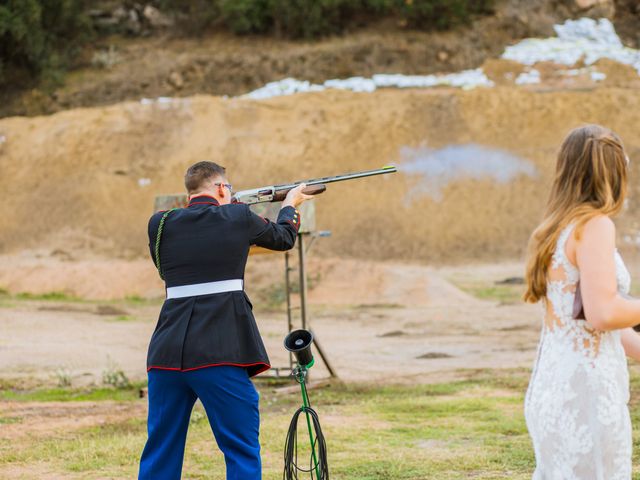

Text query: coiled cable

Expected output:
[283,405,329,479]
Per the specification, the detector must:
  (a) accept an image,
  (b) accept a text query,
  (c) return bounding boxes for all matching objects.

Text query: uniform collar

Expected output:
[188,195,220,207]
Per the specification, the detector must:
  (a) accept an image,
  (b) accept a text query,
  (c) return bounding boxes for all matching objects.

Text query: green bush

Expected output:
[219,0,492,37]
[219,0,271,35]
[156,0,493,38]
[0,0,495,90]
[0,0,92,87]
[0,1,46,77]
[155,0,222,33]
[399,0,494,30]
[269,0,358,39]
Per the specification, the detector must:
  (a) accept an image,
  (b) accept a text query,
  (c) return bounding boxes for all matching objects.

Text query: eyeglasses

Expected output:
[214,182,233,192]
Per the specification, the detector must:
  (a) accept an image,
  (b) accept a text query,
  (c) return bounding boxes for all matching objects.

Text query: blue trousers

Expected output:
[138,366,261,480]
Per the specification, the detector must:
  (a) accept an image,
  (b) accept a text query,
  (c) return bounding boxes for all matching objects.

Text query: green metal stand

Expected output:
[293,360,322,480]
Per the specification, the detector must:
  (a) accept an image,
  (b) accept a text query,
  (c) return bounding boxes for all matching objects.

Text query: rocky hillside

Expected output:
[2,0,638,118]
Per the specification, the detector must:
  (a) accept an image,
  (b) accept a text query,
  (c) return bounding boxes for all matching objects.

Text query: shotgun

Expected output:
[231,166,397,205]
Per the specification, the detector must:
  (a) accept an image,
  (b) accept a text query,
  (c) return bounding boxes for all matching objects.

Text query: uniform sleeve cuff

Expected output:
[279,206,301,230]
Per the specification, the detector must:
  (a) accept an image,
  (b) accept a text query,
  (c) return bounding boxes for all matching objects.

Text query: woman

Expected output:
[524,124,640,479]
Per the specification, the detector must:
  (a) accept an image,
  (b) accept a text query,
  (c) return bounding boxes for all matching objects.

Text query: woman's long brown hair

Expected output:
[524,125,628,303]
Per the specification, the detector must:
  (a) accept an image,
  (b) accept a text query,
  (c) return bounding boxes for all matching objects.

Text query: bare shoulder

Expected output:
[574,215,616,253]
[582,215,615,237]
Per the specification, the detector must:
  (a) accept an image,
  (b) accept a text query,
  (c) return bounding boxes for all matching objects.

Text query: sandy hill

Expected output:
[1,85,639,267]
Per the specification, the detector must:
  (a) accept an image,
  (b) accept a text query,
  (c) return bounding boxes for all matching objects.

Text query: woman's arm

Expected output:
[621,328,640,361]
[576,215,640,331]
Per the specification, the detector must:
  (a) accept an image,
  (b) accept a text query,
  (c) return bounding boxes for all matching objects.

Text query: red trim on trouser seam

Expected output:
[147,362,271,375]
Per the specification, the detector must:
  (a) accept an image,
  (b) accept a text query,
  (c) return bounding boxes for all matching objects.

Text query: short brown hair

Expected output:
[184,161,226,193]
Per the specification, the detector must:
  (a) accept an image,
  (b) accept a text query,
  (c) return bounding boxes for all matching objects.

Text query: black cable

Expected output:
[283,406,329,479]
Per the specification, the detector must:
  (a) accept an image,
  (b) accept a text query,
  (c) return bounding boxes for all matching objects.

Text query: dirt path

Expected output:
[0,259,571,479]
[0,260,539,386]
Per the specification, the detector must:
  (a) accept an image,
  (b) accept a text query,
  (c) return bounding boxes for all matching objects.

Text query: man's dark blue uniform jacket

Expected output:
[147,194,300,377]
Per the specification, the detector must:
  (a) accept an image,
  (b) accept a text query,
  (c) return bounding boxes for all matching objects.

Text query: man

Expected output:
[139,161,311,479]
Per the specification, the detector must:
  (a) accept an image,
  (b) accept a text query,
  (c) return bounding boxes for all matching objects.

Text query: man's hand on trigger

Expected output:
[283,183,314,209]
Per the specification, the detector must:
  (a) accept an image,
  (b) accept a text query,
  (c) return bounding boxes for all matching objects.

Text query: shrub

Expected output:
[156,0,493,38]
[269,0,358,39]
[102,358,131,389]
[0,0,92,87]
[399,0,495,30]
[155,0,222,33]
[219,0,271,35]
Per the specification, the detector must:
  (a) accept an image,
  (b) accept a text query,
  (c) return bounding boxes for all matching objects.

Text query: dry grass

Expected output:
[3,369,640,479]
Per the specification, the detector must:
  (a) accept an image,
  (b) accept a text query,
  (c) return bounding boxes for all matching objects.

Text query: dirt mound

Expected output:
[595,58,640,87]
[1,86,640,268]
[0,88,640,262]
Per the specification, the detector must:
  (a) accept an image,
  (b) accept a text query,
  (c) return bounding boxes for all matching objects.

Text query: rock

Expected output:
[50,249,73,261]
[495,276,524,285]
[377,330,406,338]
[143,5,173,28]
[416,352,453,359]
[112,7,128,22]
[574,0,615,17]
[168,71,184,89]
[576,0,604,8]
[125,9,142,35]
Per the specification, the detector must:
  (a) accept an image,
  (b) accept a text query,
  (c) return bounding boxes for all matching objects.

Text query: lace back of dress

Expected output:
[544,224,580,330]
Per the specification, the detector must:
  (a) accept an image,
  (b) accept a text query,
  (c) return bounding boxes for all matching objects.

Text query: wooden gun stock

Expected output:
[272,184,327,202]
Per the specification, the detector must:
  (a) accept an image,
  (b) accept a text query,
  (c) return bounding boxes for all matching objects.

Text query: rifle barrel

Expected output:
[275,166,397,190]
[232,166,397,204]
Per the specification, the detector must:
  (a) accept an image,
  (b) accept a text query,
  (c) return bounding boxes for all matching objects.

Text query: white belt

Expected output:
[166,279,244,299]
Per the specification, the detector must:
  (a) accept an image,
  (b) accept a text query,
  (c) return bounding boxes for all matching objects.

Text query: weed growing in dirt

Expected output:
[0,384,145,402]
[15,291,78,301]
[102,358,131,389]
[255,284,287,311]
[253,273,323,311]
[91,45,121,69]
[122,295,162,307]
[448,277,524,304]
[189,407,207,425]
[0,416,22,424]
[0,299,16,308]
[0,288,13,307]
[356,303,405,309]
[470,285,524,303]
[54,367,72,387]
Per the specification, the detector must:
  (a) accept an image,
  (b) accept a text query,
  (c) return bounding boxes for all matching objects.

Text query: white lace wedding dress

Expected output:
[524,223,632,479]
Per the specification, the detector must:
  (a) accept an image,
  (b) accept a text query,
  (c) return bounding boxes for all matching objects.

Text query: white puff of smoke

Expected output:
[400,144,538,202]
